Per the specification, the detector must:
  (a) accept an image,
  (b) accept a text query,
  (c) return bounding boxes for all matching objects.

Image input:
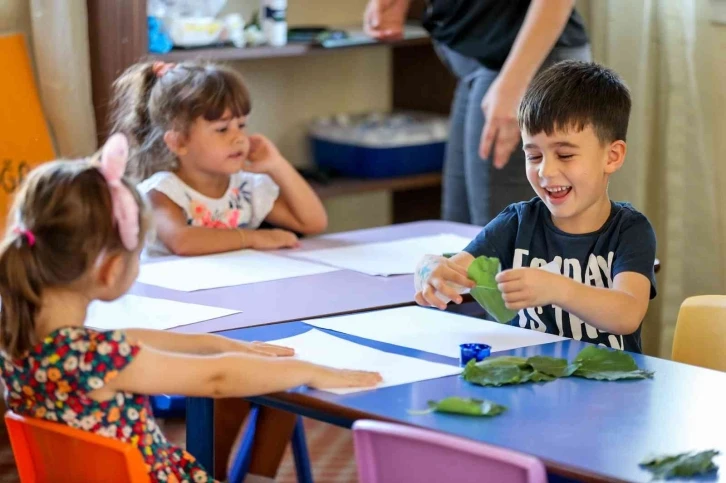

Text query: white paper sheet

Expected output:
[292,234,474,276]
[85,294,240,331]
[306,306,565,358]
[269,329,461,394]
[137,250,339,291]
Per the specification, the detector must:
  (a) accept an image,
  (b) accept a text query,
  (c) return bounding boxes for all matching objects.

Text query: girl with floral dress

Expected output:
[0,134,381,482]
[111,60,328,257]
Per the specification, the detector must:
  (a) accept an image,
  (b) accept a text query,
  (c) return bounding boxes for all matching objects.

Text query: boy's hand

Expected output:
[496,268,567,311]
[414,255,475,310]
[245,134,288,175]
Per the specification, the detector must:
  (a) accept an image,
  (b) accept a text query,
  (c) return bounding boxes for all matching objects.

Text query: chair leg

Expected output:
[291,417,313,483]
[228,404,261,483]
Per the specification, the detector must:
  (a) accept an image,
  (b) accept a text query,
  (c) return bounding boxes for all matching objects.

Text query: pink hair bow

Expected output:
[98,133,139,251]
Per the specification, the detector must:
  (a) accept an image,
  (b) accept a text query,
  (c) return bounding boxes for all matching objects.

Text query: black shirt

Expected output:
[422,0,589,70]
[464,198,657,353]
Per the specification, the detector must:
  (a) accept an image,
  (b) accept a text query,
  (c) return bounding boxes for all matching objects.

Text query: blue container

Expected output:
[459,343,492,366]
[309,111,448,179]
[311,139,445,178]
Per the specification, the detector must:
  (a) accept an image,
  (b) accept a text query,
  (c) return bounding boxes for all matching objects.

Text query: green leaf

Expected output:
[574,345,638,370]
[527,356,579,378]
[424,397,506,417]
[467,256,500,289]
[575,369,654,381]
[463,362,524,387]
[640,450,720,479]
[519,368,557,383]
[470,287,518,323]
[462,357,534,386]
[467,256,518,323]
[468,356,529,368]
[463,357,564,386]
[463,348,653,388]
[572,346,655,381]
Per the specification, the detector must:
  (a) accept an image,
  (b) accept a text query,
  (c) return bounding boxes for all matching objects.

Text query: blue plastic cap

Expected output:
[459,343,492,366]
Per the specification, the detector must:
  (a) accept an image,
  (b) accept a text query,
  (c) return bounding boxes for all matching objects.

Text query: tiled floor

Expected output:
[164,415,358,482]
[276,418,358,483]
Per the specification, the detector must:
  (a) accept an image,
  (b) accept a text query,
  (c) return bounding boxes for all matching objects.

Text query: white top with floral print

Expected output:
[138,171,280,257]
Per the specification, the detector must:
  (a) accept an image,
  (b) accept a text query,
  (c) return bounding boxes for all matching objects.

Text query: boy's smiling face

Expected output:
[522,124,626,234]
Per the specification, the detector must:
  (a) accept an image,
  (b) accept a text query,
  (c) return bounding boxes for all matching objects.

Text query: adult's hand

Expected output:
[363,0,411,41]
[478,77,524,169]
[479,0,577,169]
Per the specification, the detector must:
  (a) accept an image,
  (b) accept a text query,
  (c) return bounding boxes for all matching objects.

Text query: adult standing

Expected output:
[364,0,591,225]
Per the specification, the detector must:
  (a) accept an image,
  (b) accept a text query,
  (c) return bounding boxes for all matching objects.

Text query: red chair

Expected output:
[4,411,149,482]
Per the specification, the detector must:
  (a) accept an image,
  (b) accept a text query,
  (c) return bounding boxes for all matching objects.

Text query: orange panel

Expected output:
[0,34,55,229]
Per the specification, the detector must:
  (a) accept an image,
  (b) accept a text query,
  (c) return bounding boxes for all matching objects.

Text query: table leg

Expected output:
[210,398,297,480]
[186,397,214,472]
[247,406,298,477]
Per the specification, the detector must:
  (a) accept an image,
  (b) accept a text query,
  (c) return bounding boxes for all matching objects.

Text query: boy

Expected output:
[415,61,656,353]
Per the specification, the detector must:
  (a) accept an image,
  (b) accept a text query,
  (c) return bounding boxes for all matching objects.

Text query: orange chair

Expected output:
[4,411,149,482]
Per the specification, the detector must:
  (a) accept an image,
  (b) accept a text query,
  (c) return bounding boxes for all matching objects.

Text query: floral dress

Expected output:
[138,170,280,257]
[0,327,215,483]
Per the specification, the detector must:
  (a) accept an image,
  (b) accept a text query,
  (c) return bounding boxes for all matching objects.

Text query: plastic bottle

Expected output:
[261,0,287,46]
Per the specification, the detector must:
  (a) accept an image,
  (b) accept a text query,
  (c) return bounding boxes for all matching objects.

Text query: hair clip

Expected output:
[12,227,36,247]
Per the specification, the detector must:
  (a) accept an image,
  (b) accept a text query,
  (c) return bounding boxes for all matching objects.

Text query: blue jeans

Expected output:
[435,43,592,226]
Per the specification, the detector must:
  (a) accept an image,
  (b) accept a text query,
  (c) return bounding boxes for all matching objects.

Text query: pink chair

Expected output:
[352,420,547,483]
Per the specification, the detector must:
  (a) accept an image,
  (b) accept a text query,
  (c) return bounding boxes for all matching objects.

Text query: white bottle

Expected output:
[261,0,288,47]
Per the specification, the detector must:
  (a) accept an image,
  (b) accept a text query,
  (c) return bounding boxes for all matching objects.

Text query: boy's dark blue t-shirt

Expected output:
[464,198,657,353]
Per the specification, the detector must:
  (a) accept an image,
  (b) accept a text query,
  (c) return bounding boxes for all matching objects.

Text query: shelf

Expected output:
[310,172,442,199]
[150,37,431,62]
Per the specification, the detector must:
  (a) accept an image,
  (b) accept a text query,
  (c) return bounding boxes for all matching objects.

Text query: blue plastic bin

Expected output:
[309,111,448,179]
[311,139,445,178]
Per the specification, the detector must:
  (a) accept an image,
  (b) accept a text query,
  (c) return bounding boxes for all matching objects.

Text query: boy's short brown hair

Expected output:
[518,60,631,144]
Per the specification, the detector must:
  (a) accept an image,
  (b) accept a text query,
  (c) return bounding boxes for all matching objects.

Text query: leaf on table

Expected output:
[519,368,557,384]
[527,355,579,378]
[462,357,536,386]
[574,369,654,381]
[413,396,506,417]
[640,450,720,479]
[572,346,654,381]
[462,349,653,388]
